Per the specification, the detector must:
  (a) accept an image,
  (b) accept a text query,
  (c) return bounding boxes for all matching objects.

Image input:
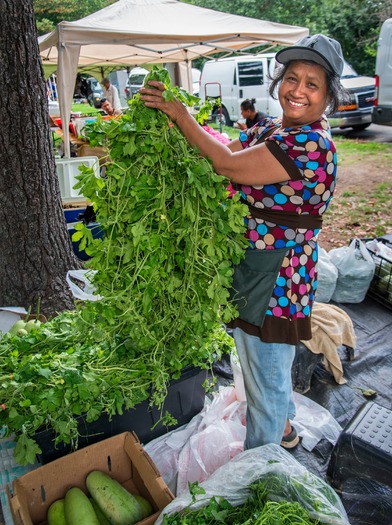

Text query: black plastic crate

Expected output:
[34,366,207,464]
[327,401,392,491]
[362,236,392,310]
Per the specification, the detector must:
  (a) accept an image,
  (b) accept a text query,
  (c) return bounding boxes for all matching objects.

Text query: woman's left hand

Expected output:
[140,81,187,123]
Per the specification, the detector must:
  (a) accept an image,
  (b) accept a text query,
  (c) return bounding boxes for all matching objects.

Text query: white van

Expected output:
[200,53,375,130]
[372,18,392,126]
[124,67,149,100]
[199,53,281,126]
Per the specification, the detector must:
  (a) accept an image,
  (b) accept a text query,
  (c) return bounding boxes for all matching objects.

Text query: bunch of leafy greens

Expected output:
[162,477,339,525]
[0,67,248,465]
[74,67,248,400]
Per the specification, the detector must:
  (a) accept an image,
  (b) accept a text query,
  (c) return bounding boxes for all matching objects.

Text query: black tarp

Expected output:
[293,298,392,525]
[215,295,392,525]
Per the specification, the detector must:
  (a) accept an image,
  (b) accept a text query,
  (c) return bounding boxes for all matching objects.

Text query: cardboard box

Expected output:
[8,432,174,525]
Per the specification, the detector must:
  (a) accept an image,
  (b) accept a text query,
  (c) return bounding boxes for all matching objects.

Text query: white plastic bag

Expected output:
[144,387,246,496]
[329,238,375,303]
[155,443,350,525]
[315,247,339,303]
[66,269,101,301]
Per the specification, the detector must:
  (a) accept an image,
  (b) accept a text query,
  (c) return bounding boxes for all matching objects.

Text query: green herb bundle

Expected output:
[75,67,248,394]
[162,479,325,525]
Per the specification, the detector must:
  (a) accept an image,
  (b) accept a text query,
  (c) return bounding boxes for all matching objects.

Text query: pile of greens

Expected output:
[162,476,337,525]
[0,67,248,465]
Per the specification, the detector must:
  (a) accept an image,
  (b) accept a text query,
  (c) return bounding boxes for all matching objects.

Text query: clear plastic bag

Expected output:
[329,238,375,303]
[316,247,339,303]
[156,443,349,525]
[66,269,101,301]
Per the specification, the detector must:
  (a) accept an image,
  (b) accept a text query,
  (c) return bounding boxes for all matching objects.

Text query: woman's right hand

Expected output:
[139,81,187,123]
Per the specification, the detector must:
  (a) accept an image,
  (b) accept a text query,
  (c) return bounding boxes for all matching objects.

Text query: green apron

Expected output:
[229,247,288,328]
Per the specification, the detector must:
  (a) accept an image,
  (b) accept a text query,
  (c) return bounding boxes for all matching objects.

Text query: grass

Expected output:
[71,103,102,116]
[326,181,392,238]
[333,136,392,165]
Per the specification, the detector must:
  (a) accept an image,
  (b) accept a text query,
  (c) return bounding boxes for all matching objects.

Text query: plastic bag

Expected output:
[155,443,349,525]
[144,387,246,496]
[315,247,339,303]
[66,269,101,301]
[329,238,375,303]
[292,392,342,451]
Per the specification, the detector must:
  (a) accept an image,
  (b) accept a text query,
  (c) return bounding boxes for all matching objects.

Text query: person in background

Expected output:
[141,34,348,451]
[101,98,122,117]
[236,98,267,130]
[102,77,121,114]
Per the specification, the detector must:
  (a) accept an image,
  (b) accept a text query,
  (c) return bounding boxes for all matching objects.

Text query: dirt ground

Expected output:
[317,156,391,252]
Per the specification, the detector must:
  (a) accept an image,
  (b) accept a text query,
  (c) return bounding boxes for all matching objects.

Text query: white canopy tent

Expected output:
[39,0,308,157]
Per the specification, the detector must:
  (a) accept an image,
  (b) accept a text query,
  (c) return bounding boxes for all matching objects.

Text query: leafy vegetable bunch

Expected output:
[163,474,345,525]
[0,312,235,465]
[74,66,248,391]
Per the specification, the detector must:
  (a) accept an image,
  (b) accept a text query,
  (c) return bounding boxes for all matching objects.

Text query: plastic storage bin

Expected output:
[33,366,207,464]
[327,401,392,491]
[67,221,103,260]
[55,156,99,202]
[63,207,86,223]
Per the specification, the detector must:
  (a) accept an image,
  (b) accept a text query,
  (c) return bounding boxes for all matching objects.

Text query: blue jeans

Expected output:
[233,328,296,449]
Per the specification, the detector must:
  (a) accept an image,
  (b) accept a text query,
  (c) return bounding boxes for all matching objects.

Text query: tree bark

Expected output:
[0,0,82,318]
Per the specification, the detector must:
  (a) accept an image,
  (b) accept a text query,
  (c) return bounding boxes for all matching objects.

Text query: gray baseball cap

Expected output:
[275,34,344,77]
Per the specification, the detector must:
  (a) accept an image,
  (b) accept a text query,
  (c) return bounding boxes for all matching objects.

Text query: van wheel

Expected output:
[211,107,232,127]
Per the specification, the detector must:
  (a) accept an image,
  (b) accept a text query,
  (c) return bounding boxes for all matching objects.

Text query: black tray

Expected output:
[34,366,207,464]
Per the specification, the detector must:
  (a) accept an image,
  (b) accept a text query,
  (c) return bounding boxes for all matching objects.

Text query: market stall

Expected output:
[38,0,308,157]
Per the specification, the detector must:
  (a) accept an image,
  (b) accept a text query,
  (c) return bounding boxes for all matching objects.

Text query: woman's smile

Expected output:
[279,61,329,128]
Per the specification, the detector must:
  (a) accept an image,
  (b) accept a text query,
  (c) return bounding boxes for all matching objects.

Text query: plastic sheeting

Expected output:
[291,296,392,525]
[228,296,392,525]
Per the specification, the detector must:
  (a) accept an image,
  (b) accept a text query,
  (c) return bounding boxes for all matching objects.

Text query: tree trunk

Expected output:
[0,0,82,318]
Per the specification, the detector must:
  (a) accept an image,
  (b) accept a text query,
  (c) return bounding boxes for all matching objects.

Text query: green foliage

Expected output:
[162,475,342,525]
[185,0,389,76]
[0,67,248,466]
[33,0,116,35]
[75,66,248,381]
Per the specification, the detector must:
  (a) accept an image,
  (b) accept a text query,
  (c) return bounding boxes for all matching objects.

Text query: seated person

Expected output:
[101,98,122,116]
[236,98,266,130]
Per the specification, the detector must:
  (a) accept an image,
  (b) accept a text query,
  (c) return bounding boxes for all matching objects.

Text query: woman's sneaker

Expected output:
[280,426,300,449]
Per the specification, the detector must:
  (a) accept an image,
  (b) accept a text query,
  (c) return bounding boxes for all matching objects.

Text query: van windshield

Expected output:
[128,73,147,85]
[341,61,358,79]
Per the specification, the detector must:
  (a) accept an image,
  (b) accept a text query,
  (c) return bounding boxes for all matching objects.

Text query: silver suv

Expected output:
[329,62,375,131]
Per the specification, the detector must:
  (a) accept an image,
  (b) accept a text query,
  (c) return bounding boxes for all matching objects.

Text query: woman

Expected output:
[141,34,347,450]
[237,98,266,130]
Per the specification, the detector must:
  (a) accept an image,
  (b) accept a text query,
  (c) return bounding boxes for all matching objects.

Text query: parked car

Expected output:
[328,61,375,131]
[199,54,375,131]
[124,67,149,100]
[372,18,392,126]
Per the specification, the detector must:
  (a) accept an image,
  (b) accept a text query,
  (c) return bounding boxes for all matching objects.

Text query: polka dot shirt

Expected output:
[235,115,337,337]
